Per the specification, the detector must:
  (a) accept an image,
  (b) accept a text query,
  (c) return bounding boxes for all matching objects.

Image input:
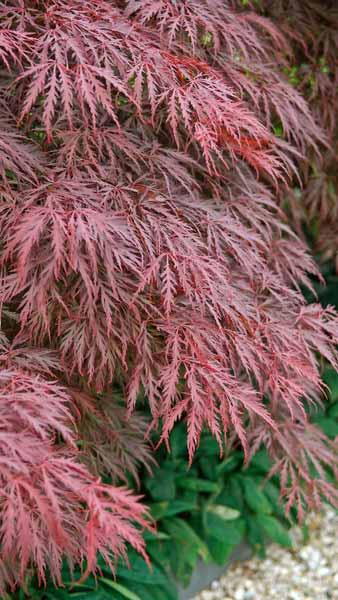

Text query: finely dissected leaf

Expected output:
[259,0,338,275]
[0,364,149,594]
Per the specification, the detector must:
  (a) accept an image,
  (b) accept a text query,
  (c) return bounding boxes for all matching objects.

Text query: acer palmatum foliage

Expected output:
[0,334,149,594]
[0,0,337,590]
[259,0,338,268]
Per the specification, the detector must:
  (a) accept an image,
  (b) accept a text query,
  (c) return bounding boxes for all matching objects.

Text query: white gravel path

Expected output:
[193,507,337,600]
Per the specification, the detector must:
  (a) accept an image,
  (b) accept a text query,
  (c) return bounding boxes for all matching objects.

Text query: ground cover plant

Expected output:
[0,0,337,596]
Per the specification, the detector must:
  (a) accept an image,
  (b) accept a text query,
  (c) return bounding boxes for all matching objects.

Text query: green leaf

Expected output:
[204,514,245,545]
[256,515,293,548]
[179,488,199,504]
[62,580,96,591]
[196,434,221,457]
[120,582,177,600]
[144,469,176,501]
[204,535,235,565]
[169,543,195,588]
[149,500,197,520]
[176,477,220,493]
[146,539,172,567]
[206,504,240,521]
[262,481,285,518]
[248,450,271,474]
[47,593,108,600]
[240,477,272,514]
[328,402,338,418]
[313,416,338,439]
[215,452,243,476]
[114,557,169,586]
[162,518,211,562]
[246,517,266,557]
[143,530,170,542]
[99,579,141,600]
[199,456,218,480]
[216,477,244,512]
[323,369,338,401]
[45,592,74,600]
[149,501,169,520]
[169,424,188,459]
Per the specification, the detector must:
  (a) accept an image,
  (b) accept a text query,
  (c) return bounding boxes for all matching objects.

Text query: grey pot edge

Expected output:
[177,542,252,600]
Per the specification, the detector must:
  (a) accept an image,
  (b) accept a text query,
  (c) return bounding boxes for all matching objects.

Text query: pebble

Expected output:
[211,581,221,591]
[192,506,338,600]
[288,592,302,600]
[243,590,255,600]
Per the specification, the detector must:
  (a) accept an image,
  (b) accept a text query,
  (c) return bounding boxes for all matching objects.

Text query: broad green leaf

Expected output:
[262,481,285,518]
[216,477,244,512]
[204,535,236,565]
[119,582,177,600]
[246,517,266,557]
[215,452,243,476]
[62,574,97,590]
[170,544,195,588]
[313,416,338,439]
[176,477,220,493]
[143,530,170,542]
[256,514,293,548]
[179,488,198,504]
[149,501,169,519]
[241,477,272,514]
[169,424,188,459]
[204,514,245,545]
[144,469,176,501]
[99,578,141,600]
[114,557,169,586]
[328,402,338,418]
[146,539,172,567]
[149,500,197,520]
[323,369,338,401]
[162,518,211,562]
[206,504,240,521]
[199,456,218,480]
[196,434,221,457]
[46,593,108,600]
[248,449,271,473]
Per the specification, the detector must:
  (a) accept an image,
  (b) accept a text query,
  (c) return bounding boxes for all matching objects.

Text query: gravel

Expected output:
[192,506,338,600]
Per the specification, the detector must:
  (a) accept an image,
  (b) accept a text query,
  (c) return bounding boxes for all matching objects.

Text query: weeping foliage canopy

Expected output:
[0,0,337,593]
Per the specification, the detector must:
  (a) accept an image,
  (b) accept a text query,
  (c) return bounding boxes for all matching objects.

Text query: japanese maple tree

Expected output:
[0,0,337,593]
